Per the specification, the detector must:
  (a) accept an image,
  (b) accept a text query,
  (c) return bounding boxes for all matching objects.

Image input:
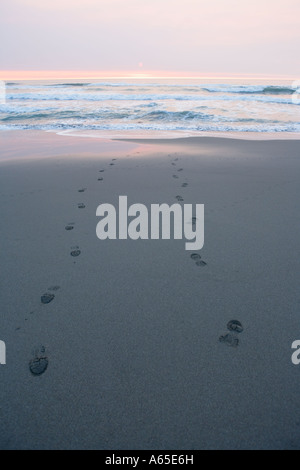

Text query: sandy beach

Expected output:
[1,131,300,449]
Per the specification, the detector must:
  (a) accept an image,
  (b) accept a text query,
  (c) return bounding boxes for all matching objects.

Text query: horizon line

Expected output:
[0,70,298,81]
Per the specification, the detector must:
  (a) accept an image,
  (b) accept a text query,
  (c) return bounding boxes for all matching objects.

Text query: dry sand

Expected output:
[1,131,300,449]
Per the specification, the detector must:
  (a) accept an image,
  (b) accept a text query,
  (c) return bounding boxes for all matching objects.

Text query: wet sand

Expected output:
[1,131,300,449]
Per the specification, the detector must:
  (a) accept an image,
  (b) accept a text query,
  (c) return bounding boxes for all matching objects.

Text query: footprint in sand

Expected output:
[181,183,188,188]
[190,252,207,267]
[99,170,105,173]
[29,345,48,376]
[171,162,176,166]
[219,320,244,348]
[65,224,74,231]
[78,203,85,209]
[98,177,104,181]
[196,260,207,267]
[227,320,243,333]
[109,163,114,166]
[219,334,239,348]
[78,188,86,193]
[173,175,179,179]
[70,246,81,257]
[177,168,183,172]
[175,195,184,201]
[41,293,55,304]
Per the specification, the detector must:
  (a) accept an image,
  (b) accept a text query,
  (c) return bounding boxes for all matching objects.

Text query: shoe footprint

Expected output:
[17,287,60,330]
[41,285,60,304]
[190,252,207,267]
[65,222,75,231]
[70,245,81,257]
[29,345,48,376]
[41,293,55,304]
[219,320,243,348]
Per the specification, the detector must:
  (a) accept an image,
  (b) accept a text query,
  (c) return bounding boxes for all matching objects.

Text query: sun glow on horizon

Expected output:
[0,70,297,82]
[1,1,299,78]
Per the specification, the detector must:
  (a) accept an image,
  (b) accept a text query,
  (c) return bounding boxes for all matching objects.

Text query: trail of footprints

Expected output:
[169,154,208,268]
[23,158,118,376]
[24,155,215,375]
[69,160,116,261]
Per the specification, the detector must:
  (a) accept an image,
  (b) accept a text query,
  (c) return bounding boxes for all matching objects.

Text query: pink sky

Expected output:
[0,0,299,79]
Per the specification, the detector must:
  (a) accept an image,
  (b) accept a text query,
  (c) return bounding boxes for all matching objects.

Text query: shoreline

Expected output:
[58,129,300,142]
[1,130,300,164]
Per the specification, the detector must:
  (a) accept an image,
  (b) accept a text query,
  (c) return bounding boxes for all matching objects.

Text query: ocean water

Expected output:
[0,78,299,138]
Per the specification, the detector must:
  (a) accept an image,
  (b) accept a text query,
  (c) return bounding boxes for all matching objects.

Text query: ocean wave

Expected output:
[202,85,297,95]
[5,84,55,90]
[0,108,287,125]
[1,121,299,133]
[86,82,299,93]
[5,83,92,91]
[2,80,299,135]
[261,86,296,95]
[5,81,299,94]
[0,110,198,123]
[49,83,91,87]
[6,91,298,105]
[1,110,84,122]
[139,110,214,121]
